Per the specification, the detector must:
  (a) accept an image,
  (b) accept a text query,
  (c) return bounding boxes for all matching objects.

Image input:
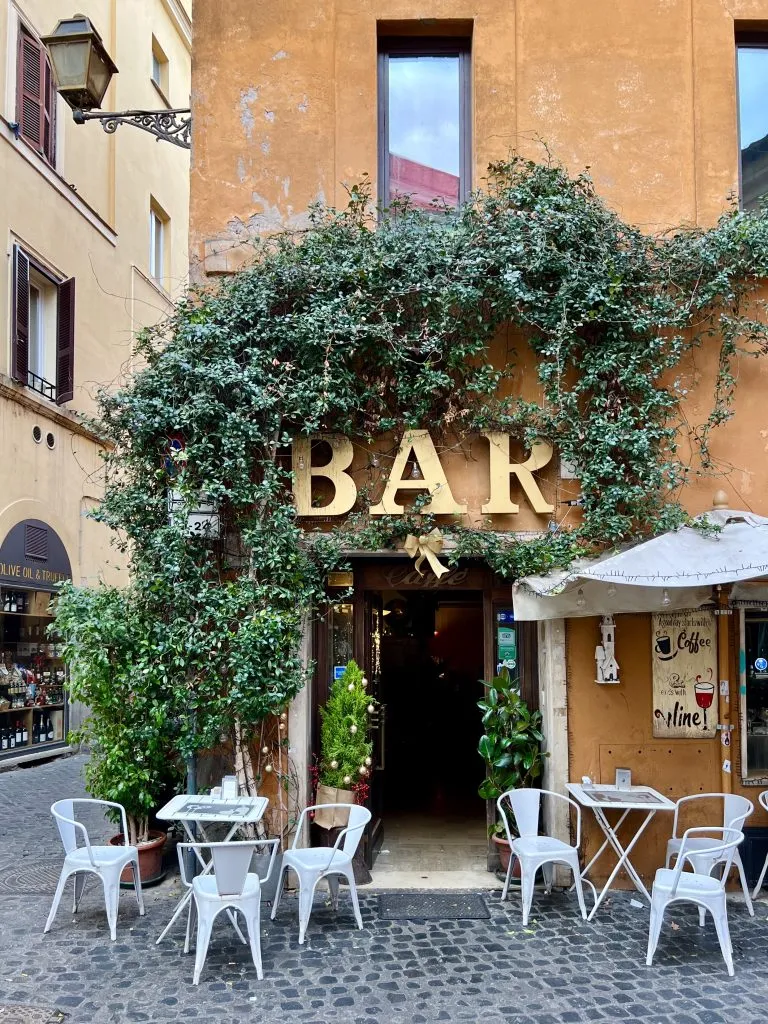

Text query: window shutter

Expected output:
[11,247,30,385]
[17,28,44,155]
[56,278,75,404]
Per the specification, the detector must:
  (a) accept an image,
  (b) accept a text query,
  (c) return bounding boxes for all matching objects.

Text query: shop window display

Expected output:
[0,587,67,756]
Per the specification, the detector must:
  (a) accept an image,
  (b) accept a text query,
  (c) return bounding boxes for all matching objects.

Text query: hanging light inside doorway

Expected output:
[662,588,671,606]
[576,588,586,608]
[409,460,423,480]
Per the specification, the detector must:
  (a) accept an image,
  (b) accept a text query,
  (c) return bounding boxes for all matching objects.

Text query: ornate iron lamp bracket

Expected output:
[72,108,191,149]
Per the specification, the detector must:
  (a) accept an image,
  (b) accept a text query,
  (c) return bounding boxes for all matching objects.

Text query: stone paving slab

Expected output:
[1,755,768,1024]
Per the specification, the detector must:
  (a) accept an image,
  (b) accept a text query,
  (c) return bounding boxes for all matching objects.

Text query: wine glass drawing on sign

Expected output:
[694,671,715,727]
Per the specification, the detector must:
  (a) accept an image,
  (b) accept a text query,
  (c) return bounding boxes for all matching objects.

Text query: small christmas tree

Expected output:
[318,660,376,791]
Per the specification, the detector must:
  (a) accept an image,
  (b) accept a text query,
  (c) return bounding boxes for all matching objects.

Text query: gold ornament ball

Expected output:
[350,724,358,734]
[330,759,338,769]
[347,682,355,692]
[278,722,285,730]
[261,746,269,755]
[367,704,375,714]
[280,711,287,721]
[359,766,367,776]
[365,756,372,766]
[265,763,273,773]
[343,775,352,785]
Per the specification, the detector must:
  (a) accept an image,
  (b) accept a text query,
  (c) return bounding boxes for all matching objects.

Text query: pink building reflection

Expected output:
[389,154,460,208]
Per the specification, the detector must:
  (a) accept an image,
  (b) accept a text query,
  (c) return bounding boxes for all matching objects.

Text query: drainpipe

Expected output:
[716,584,733,794]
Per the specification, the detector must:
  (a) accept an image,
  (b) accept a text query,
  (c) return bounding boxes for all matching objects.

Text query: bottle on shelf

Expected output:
[21,719,28,744]
[32,717,39,744]
[14,720,22,745]
[8,726,15,750]
[1,726,8,751]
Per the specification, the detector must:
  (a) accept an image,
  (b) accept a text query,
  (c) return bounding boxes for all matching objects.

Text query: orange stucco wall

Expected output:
[567,612,767,883]
[189,0,768,875]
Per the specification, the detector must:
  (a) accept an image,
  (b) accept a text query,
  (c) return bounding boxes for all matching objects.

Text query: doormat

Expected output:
[378,892,490,921]
[0,1007,67,1024]
[0,862,62,895]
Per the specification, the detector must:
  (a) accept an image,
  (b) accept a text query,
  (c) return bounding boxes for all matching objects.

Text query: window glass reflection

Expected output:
[738,46,768,209]
[387,55,461,209]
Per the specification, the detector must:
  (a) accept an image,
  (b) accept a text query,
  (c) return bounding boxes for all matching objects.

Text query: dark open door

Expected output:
[363,590,385,867]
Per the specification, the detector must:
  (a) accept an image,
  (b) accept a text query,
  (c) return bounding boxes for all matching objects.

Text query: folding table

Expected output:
[566,782,675,921]
[155,793,269,946]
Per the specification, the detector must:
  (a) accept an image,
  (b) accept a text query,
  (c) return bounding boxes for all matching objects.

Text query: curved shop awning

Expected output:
[0,519,72,590]
[513,509,768,620]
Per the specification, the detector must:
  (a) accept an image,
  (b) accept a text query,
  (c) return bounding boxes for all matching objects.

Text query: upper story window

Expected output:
[151,36,170,102]
[378,37,471,211]
[16,24,56,165]
[149,200,169,286]
[737,35,768,210]
[12,246,75,405]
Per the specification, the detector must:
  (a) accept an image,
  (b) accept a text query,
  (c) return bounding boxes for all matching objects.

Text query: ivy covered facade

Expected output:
[60,2,768,875]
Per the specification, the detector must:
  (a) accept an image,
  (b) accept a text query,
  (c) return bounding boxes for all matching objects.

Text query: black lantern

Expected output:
[41,13,190,148]
[42,15,118,112]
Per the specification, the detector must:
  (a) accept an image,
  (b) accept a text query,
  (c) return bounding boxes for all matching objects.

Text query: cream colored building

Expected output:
[0,0,191,762]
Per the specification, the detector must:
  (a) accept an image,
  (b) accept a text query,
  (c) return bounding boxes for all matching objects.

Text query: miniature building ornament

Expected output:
[595,614,620,684]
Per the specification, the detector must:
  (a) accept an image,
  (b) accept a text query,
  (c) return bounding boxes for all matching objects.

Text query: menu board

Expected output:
[652,609,717,738]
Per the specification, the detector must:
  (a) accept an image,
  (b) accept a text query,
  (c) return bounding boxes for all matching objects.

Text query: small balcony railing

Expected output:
[27,371,56,403]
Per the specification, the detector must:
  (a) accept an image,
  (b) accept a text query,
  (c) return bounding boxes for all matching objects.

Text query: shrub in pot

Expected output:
[477,670,546,873]
[55,583,183,883]
[315,660,376,828]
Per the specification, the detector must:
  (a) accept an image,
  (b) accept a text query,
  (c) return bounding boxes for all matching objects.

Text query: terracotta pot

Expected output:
[492,834,521,877]
[109,830,167,885]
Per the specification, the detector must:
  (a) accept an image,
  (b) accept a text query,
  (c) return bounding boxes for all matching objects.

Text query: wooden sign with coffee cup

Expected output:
[652,609,717,738]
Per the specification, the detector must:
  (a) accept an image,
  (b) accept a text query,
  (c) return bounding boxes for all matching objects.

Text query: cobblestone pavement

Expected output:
[2,755,768,1024]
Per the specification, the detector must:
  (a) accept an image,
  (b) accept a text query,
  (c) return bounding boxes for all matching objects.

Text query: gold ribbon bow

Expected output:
[403,528,449,579]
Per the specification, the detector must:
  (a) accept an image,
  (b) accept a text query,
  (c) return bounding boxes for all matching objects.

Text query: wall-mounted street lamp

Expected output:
[42,15,191,150]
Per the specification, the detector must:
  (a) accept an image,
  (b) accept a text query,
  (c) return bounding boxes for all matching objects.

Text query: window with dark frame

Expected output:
[744,611,768,777]
[11,246,75,405]
[378,37,471,211]
[736,33,768,210]
[16,23,56,165]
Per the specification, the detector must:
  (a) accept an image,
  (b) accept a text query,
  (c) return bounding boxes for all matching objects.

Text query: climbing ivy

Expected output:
[57,157,768,771]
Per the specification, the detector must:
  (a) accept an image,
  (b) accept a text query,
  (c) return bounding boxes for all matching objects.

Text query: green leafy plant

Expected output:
[54,583,183,846]
[477,671,546,837]
[55,157,768,798]
[318,660,376,790]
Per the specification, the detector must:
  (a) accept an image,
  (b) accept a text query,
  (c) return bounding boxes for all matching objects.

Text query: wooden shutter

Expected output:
[17,27,44,155]
[56,278,75,404]
[11,247,30,385]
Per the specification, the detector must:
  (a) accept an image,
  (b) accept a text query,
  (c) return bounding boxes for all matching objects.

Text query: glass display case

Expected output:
[0,586,68,757]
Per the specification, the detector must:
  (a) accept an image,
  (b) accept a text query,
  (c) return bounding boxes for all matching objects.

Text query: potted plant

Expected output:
[315,660,376,830]
[477,670,546,874]
[54,583,183,884]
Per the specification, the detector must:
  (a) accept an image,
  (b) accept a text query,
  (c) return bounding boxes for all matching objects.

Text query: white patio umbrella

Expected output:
[513,508,768,620]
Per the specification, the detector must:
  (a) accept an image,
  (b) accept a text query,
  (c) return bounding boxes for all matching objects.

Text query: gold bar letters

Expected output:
[292,435,357,516]
[369,430,467,516]
[481,434,554,514]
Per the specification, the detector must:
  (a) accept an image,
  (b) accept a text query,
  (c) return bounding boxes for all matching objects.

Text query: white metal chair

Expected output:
[647,827,744,976]
[271,803,371,944]
[751,790,768,899]
[44,799,145,941]
[497,788,588,926]
[665,793,754,915]
[177,838,279,985]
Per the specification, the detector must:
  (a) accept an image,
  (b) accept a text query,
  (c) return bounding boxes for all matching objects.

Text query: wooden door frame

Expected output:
[309,557,539,871]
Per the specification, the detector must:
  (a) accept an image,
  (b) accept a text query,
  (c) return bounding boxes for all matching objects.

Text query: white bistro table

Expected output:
[155,793,269,946]
[566,783,675,921]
